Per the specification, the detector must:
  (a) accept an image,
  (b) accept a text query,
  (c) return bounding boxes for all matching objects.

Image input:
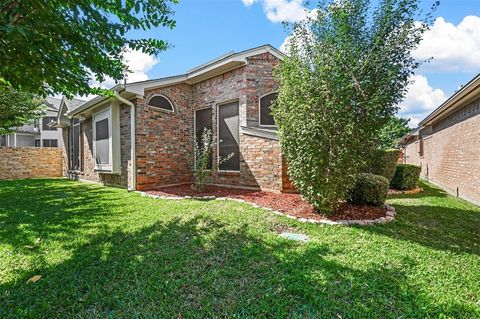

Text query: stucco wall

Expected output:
[0,147,62,180]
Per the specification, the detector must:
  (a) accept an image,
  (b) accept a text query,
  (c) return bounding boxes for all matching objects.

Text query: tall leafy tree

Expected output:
[274,0,436,212]
[0,87,45,135]
[377,116,411,149]
[0,0,177,97]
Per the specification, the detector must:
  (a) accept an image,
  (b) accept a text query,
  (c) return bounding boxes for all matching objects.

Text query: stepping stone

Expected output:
[279,232,309,242]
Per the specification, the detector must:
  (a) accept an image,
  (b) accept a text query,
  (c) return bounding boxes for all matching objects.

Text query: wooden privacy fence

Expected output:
[0,147,62,180]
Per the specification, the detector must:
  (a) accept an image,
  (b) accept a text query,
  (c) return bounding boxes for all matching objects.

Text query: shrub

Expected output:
[368,149,401,182]
[390,164,421,190]
[273,0,430,213]
[348,173,389,207]
[192,128,233,192]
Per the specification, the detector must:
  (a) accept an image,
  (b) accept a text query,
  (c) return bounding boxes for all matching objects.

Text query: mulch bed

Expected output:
[388,186,423,195]
[147,184,387,222]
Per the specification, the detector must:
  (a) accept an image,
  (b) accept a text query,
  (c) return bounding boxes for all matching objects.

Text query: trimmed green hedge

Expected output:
[368,149,401,182]
[348,173,389,207]
[390,164,421,190]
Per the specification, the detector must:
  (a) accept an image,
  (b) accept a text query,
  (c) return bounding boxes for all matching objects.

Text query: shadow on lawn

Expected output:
[0,178,126,249]
[1,216,477,318]
[372,182,480,256]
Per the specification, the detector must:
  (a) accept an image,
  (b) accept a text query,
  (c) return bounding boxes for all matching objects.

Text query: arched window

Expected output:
[259,92,278,126]
[148,95,174,112]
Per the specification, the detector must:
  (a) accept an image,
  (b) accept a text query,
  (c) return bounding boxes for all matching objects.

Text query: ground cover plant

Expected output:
[0,179,479,318]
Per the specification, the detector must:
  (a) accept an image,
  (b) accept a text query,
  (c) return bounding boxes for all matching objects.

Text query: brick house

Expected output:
[53,45,295,192]
[399,73,480,204]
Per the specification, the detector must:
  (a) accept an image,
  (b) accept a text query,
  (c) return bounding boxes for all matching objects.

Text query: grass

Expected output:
[0,179,479,318]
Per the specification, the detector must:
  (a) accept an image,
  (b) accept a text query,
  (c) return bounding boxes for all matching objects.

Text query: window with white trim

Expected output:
[42,139,58,147]
[148,95,174,112]
[218,101,240,172]
[93,109,111,171]
[259,92,278,126]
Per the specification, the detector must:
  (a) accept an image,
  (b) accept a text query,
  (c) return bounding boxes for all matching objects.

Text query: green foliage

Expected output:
[348,173,389,206]
[368,149,401,182]
[0,86,45,134]
[377,116,411,149]
[192,128,232,192]
[274,0,434,213]
[0,0,178,97]
[391,164,421,190]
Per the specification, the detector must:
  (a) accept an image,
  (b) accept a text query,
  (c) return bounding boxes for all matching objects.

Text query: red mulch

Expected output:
[147,184,387,222]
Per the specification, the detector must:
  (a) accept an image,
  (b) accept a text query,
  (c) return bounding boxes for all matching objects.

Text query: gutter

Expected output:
[115,92,136,191]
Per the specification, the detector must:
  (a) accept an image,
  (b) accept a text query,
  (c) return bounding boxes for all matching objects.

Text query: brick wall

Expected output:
[405,99,480,204]
[135,85,193,190]
[0,147,62,180]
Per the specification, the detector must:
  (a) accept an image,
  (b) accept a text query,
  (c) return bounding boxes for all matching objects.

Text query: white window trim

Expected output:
[147,94,175,113]
[93,108,113,172]
[217,100,241,173]
[258,91,278,127]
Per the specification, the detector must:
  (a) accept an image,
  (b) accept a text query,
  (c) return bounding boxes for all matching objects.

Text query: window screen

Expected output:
[218,101,240,171]
[0,135,6,146]
[72,122,80,170]
[42,117,57,131]
[43,139,58,147]
[148,95,174,111]
[260,92,278,126]
[195,108,213,169]
[95,118,109,165]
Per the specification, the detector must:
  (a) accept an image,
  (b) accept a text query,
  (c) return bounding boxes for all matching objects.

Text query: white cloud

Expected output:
[80,49,159,101]
[414,16,480,72]
[242,0,317,23]
[398,75,447,127]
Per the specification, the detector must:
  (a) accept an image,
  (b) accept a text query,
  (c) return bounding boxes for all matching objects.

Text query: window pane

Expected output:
[195,108,213,170]
[95,118,109,165]
[148,96,174,111]
[73,125,80,170]
[218,101,239,171]
[51,140,58,147]
[34,139,40,147]
[42,139,50,147]
[42,117,50,130]
[0,135,6,146]
[260,92,278,126]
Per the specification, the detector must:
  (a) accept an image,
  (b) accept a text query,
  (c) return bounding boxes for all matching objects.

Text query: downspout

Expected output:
[115,92,136,191]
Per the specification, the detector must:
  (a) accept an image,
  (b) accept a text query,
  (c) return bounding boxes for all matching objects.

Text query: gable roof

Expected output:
[68,44,284,117]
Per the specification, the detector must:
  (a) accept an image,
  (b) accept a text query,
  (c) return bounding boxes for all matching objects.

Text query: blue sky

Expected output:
[120,0,480,127]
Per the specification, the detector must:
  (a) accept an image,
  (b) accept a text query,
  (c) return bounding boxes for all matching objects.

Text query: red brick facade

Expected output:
[61,49,295,192]
[404,97,480,204]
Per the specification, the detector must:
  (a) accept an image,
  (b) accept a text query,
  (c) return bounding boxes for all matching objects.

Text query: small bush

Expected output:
[348,173,389,207]
[368,149,401,182]
[390,164,421,190]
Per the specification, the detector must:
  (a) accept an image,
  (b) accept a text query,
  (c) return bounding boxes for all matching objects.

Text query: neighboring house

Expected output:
[400,73,480,204]
[54,45,295,192]
[0,97,84,148]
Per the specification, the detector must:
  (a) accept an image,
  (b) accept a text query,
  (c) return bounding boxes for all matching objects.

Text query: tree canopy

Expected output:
[0,87,45,135]
[0,0,178,97]
[377,116,411,149]
[274,0,436,212]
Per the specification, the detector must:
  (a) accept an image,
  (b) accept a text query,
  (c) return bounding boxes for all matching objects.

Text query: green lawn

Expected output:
[0,179,479,318]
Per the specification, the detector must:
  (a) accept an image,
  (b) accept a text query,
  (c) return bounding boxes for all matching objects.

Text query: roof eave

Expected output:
[419,73,480,126]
